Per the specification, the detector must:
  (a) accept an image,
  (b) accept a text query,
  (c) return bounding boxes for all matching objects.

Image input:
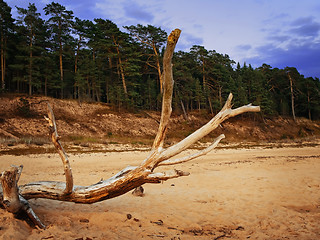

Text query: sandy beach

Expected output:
[0,145,320,239]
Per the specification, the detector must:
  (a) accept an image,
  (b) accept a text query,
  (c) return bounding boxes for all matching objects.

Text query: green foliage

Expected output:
[0,0,15,90]
[0,1,319,120]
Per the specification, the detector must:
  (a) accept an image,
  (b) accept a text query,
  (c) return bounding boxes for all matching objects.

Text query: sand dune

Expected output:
[0,146,320,239]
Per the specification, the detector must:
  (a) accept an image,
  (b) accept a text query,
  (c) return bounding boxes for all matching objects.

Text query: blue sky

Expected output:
[7,0,320,78]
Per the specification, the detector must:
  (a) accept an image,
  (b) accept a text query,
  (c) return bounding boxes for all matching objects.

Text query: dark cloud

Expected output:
[290,23,320,37]
[292,16,314,26]
[246,41,320,78]
[246,15,320,78]
[290,17,320,37]
[123,2,154,22]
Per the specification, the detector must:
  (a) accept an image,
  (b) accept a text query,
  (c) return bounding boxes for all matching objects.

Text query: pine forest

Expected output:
[1,1,320,120]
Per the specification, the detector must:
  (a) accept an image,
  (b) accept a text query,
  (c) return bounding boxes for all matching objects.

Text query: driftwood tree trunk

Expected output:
[0,166,46,229]
[0,29,260,229]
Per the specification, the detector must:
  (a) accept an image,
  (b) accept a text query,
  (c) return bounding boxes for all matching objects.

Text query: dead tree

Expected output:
[0,29,260,229]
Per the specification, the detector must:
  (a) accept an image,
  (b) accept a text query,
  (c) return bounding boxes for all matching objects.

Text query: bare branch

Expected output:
[155,93,260,165]
[19,168,149,204]
[109,165,138,180]
[159,134,225,166]
[0,166,45,229]
[130,33,154,49]
[14,165,23,182]
[45,104,74,194]
[146,60,158,70]
[146,169,190,182]
[0,191,3,207]
[151,29,181,150]
[221,93,233,112]
[20,196,46,229]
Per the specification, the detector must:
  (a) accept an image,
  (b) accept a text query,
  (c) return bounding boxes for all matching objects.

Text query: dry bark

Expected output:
[0,29,260,229]
[0,166,45,229]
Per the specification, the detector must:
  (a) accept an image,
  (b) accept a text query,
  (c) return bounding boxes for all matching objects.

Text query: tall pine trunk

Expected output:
[1,35,5,90]
[59,43,63,98]
[58,21,64,99]
[307,90,311,120]
[113,37,128,98]
[202,57,206,88]
[288,73,296,122]
[74,35,81,99]
[29,31,33,96]
[106,57,113,103]
[156,54,162,93]
[118,57,127,96]
[152,45,163,93]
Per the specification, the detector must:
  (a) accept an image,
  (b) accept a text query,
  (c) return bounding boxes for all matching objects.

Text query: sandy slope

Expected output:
[0,146,320,239]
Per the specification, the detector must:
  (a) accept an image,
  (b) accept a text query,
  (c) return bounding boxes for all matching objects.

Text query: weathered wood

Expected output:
[45,104,74,194]
[152,28,181,150]
[0,190,3,208]
[0,166,23,214]
[159,134,226,166]
[156,93,260,166]
[0,29,261,228]
[0,166,45,229]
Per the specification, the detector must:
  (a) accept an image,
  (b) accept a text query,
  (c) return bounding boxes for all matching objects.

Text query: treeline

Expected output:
[1,1,320,119]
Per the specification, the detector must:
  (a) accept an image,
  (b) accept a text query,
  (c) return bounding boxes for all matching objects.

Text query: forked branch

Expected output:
[159,134,226,166]
[0,29,260,228]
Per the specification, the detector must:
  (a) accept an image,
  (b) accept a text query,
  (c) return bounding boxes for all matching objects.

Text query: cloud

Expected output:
[292,16,315,26]
[91,0,162,28]
[177,32,204,51]
[290,17,320,37]
[246,40,320,78]
[267,35,290,43]
[236,44,252,51]
[63,1,98,20]
[243,15,320,78]
[193,24,204,31]
[40,0,51,4]
[123,2,154,22]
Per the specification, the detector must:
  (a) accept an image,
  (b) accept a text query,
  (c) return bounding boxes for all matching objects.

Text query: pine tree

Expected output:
[0,0,14,91]
[44,2,74,98]
[124,24,167,93]
[16,3,45,95]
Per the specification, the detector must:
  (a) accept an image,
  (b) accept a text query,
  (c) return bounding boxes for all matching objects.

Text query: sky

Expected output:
[6,0,320,78]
